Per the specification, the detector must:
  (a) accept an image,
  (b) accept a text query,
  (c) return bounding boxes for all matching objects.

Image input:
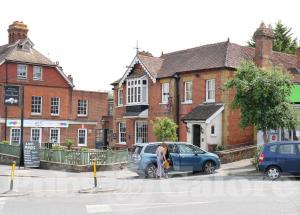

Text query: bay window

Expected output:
[126,77,148,105]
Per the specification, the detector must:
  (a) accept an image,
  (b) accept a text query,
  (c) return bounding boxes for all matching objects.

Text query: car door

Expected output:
[177,144,202,171]
[296,143,300,174]
[168,144,180,171]
[277,143,298,173]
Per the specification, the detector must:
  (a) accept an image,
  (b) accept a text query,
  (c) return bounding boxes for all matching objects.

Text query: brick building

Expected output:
[111,22,300,150]
[0,21,111,148]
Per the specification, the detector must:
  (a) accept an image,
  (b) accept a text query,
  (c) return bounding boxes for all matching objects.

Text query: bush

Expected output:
[65,139,75,150]
[52,144,62,150]
[153,117,178,142]
[1,140,9,145]
[80,147,89,152]
[251,145,263,171]
[215,144,224,151]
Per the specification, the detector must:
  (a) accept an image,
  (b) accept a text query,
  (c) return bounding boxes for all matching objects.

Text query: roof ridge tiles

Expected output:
[161,41,228,57]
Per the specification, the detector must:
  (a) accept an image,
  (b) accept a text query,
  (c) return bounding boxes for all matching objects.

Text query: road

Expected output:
[0,161,299,215]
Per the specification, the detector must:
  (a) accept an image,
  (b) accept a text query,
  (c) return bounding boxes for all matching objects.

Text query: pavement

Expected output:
[0,159,299,215]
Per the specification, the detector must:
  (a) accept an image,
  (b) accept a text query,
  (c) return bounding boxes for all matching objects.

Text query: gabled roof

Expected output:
[0,38,74,87]
[114,40,298,85]
[118,54,163,86]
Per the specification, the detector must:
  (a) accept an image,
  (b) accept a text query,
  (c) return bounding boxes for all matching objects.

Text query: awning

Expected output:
[182,104,224,124]
[289,85,300,103]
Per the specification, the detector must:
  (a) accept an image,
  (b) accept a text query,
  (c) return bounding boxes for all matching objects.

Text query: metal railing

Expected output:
[0,143,128,165]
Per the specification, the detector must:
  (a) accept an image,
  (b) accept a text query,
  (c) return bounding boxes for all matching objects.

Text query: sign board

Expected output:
[23,141,40,167]
[4,85,20,106]
[7,119,69,128]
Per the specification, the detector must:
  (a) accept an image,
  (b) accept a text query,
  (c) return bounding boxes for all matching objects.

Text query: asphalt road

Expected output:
[0,163,299,215]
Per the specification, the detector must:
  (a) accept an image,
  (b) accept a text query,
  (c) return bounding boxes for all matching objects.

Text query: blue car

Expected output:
[258,141,300,180]
[128,142,221,178]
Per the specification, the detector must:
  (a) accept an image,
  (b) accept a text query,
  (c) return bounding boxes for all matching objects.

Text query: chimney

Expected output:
[297,47,300,68]
[67,75,73,84]
[253,22,274,68]
[8,21,28,44]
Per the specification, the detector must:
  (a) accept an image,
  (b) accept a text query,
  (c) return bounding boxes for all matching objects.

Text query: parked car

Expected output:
[128,142,221,178]
[258,141,300,180]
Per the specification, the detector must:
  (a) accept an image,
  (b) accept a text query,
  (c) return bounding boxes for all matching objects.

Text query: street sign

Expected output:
[23,141,40,167]
[4,85,20,106]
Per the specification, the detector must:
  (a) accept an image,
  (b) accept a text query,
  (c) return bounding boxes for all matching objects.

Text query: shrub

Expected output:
[251,145,263,171]
[80,147,89,152]
[52,144,62,150]
[1,140,9,145]
[153,117,178,142]
[215,144,224,151]
[65,139,75,150]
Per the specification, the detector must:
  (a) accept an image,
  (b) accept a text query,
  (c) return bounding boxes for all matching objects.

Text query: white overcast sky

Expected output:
[1,0,299,91]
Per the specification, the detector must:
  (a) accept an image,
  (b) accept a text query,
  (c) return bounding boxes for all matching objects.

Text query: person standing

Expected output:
[156,143,167,179]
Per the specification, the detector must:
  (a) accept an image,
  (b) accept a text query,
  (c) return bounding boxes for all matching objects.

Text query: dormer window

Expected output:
[126,77,148,105]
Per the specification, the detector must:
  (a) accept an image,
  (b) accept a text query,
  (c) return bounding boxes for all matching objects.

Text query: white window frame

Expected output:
[31,96,42,115]
[51,97,60,116]
[126,77,148,105]
[77,100,88,116]
[50,128,60,144]
[211,125,216,137]
[31,128,42,145]
[17,64,27,80]
[10,128,21,145]
[118,122,126,144]
[184,81,192,103]
[135,121,148,144]
[118,88,123,106]
[161,82,170,104]
[33,66,43,81]
[206,79,215,103]
[77,129,87,146]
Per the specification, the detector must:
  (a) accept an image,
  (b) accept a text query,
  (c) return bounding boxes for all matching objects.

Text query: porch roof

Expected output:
[182,104,224,121]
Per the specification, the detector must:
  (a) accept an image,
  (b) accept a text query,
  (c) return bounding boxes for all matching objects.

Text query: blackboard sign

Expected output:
[23,141,40,167]
[4,85,20,106]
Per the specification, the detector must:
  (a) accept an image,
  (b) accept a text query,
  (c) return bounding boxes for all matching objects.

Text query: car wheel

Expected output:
[203,161,216,174]
[145,164,157,178]
[265,166,281,180]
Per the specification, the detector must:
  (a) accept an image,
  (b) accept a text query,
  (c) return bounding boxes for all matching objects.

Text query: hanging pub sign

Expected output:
[23,141,40,167]
[4,85,20,106]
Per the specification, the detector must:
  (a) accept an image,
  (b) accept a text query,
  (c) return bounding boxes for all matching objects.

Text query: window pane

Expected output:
[33,66,42,80]
[77,100,88,115]
[136,121,148,143]
[51,97,60,115]
[31,96,42,114]
[278,144,296,154]
[11,128,21,145]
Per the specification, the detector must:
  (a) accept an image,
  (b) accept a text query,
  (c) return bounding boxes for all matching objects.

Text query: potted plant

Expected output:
[65,139,75,150]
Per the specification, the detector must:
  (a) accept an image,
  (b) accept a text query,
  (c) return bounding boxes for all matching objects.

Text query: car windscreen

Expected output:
[144,144,159,154]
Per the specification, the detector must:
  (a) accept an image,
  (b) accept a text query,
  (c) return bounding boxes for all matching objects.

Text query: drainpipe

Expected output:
[174,73,180,140]
[4,62,8,141]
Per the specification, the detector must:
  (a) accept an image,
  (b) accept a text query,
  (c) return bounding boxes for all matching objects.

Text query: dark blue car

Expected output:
[128,142,221,178]
[258,141,300,179]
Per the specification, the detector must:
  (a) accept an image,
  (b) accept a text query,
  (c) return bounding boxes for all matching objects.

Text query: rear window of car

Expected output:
[268,145,277,153]
[144,145,159,154]
[132,146,143,155]
[278,144,296,155]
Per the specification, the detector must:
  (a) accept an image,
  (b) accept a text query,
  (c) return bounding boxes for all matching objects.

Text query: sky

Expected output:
[1,0,300,91]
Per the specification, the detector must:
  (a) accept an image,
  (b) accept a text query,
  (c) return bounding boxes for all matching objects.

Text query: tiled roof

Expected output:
[0,39,55,65]
[182,104,224,121]
[129,41,297,79]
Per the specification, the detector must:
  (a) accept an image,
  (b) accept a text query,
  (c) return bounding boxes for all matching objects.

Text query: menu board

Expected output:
[23,141,40,167]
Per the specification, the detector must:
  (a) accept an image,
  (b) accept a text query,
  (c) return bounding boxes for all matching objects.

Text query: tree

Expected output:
[224,61,298,143]
[153,117,178,142]
[247,21,298,54]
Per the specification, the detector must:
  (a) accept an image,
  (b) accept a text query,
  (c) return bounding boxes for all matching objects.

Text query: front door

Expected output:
[95,129,108,149]
[193,124,201,147]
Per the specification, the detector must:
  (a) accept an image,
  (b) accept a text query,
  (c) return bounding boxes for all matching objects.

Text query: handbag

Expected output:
[163,160,170,169]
